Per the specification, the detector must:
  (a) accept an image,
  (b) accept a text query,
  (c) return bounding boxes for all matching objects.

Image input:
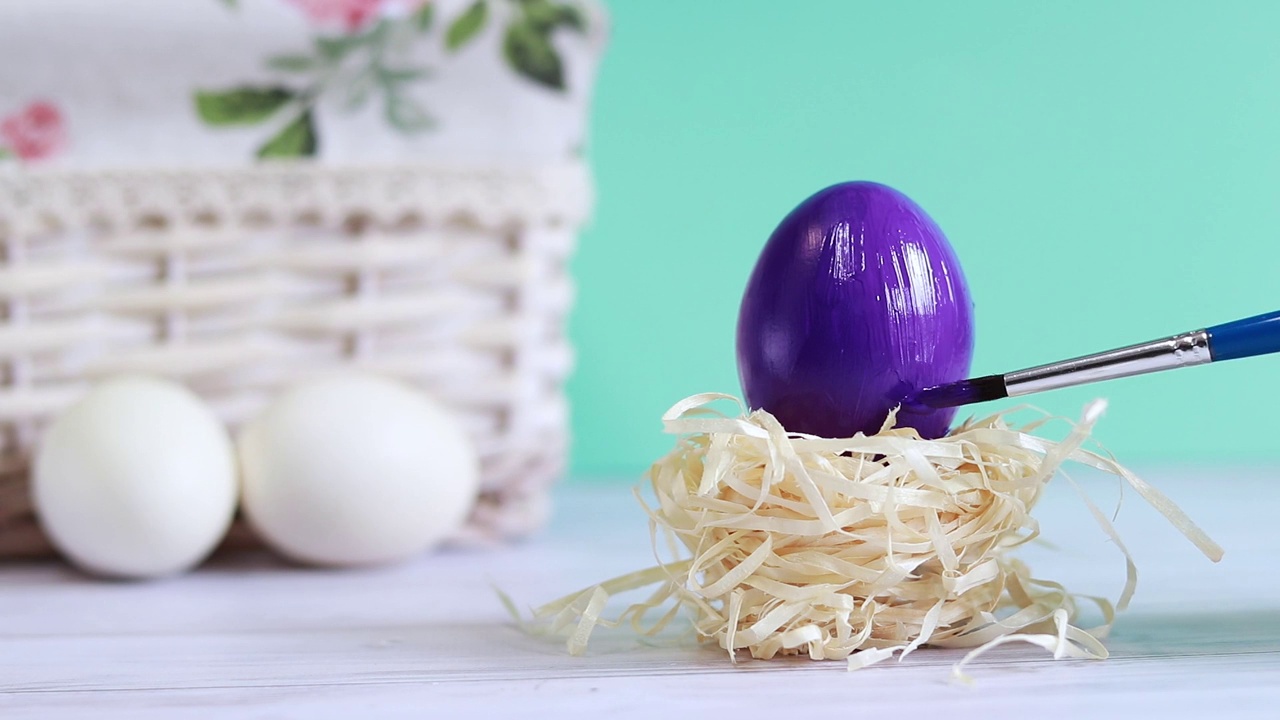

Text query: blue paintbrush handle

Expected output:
[1207,310,1280,362]
[911,308,1280,409]
[952,309,1280,401]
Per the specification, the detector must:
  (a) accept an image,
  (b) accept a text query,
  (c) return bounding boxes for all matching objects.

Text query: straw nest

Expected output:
[519,393,1221,679]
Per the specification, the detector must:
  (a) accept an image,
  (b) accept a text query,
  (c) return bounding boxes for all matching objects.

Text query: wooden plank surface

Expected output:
[2,469,1278,718]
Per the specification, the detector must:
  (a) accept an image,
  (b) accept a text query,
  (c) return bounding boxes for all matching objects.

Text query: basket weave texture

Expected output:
[0,162,591,558]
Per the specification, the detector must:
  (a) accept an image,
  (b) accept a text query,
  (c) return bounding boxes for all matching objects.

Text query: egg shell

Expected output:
[736,181,975,439]
[33,376,237,579]
[238,373,479,567]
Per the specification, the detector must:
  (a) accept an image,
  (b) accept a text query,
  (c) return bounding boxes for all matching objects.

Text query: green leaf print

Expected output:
[384,93,435,133]
[195,87,293,125]
[446,1,489,52]
[523,1,584,34]
[554,4,587,33]
[378,67,431,85]
[315,35,361,61]
[267,54,319,73]
[503,20,564,90]
[257,111,318,158]
[413,4,435,33]
[343,70,378,111]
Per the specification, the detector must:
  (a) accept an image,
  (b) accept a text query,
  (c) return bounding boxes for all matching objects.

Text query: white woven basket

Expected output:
[0,161,591,558]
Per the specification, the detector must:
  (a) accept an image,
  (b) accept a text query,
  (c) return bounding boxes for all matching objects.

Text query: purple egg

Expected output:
[736,182,974,439]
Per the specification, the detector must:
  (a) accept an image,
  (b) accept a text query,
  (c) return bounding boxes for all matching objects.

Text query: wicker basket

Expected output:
[0,161,591,558]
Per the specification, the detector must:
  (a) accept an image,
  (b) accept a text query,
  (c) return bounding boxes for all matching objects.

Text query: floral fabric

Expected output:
[0,101,66,164]
[0,0,604,168]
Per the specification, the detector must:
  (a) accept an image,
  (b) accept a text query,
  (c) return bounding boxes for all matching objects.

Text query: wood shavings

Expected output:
[520,393,1222,680]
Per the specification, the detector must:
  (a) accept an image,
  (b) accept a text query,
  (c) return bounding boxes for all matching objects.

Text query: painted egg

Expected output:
[736,181,975,439]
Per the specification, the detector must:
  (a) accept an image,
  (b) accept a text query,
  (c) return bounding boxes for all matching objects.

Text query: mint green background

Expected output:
[569,1,1280,477]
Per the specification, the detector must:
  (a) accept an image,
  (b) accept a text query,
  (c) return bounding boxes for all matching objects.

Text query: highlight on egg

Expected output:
[736,181,975,439]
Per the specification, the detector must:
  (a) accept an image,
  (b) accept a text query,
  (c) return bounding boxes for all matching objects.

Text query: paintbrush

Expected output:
[906,309,1280,410]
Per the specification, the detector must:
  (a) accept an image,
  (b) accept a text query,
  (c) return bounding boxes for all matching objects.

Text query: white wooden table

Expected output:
[2,470,1278,718]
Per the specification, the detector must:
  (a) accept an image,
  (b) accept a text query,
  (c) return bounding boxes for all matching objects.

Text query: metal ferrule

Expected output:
[1003,329,1212,397]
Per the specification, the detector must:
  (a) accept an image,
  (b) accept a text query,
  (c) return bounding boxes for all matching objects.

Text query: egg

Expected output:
[32,376,237,579]
[238,373,479,567]
[736,182,975,439]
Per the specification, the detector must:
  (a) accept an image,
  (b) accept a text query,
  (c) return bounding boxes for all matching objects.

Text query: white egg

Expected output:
[238,373,479,567]
[33,376,237,579]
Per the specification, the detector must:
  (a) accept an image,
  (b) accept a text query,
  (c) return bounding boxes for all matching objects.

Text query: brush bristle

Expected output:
[908,374,1008,409]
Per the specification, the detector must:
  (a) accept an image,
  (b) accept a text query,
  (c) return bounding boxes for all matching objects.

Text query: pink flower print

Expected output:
[0,101,66,162]
[287,0,430,32]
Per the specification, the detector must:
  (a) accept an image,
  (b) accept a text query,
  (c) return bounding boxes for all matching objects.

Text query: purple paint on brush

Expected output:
[905,375,1008,410]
